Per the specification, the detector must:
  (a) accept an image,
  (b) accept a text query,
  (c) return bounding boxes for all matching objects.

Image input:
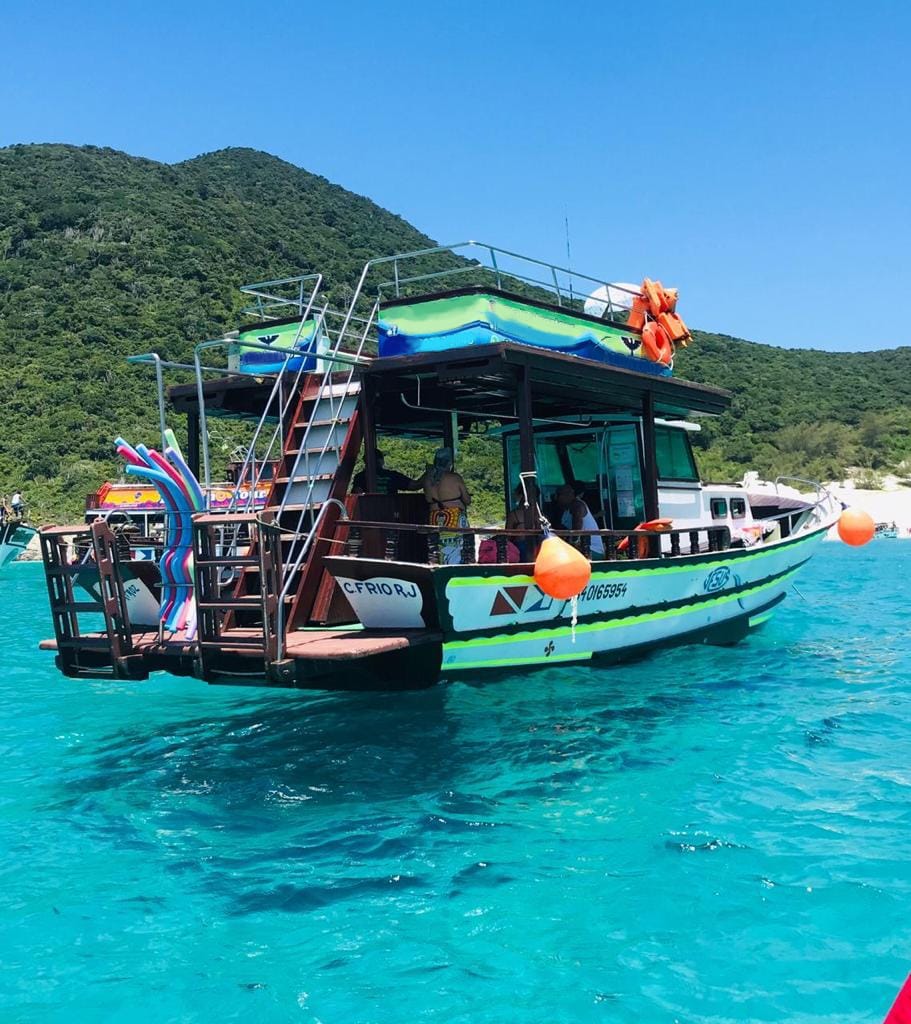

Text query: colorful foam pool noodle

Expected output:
[123,451,193,631]
[116,436,208,640]
[124,464,186,627]
[163,429,206,511]
[116,439,181,625]
[162,433,206,640]
[161,443,205,637]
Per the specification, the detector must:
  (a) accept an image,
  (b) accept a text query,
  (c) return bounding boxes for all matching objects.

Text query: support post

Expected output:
[443,411,458,461]
[515,365,536,531]
[641,391,660,522]
[187,411,201,478]
[361,377,378,491]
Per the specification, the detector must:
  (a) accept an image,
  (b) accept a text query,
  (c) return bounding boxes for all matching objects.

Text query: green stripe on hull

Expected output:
[446,651,594,671]
[446,532,820,590]
[442,568,798,667]
[748,610,776,628]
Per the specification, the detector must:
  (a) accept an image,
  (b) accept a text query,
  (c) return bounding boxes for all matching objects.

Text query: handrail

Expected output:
[124,353,167,450]
[338,240,642,328]
[275,498,348,660]
[334,518,727,541]
[330,519,730,567]
[771,477,841,530]
[193,299,322,496]
[275,298,379,548]
[225,301,332,517]
[774,475,831,504]
[238,272,323,320]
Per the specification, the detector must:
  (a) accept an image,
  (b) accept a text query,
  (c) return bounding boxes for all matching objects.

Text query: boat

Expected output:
[874,522,899,539]
[75,459,277,626]
[84,457,276,561]
[37,245,840,687]
[0,517,36,568]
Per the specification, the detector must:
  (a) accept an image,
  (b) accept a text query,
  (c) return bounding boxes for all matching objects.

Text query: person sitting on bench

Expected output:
[556,483,604,557]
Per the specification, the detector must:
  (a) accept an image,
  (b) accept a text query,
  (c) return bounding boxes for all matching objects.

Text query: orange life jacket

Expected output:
[617,518,674,558]
[658,311,690,344]
[627,294,648,332]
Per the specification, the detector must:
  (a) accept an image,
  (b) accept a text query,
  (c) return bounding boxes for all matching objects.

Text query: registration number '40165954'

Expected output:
[579,581,628,602]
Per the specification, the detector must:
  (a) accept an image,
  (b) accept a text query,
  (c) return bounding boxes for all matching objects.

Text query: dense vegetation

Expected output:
[1,143,909,522]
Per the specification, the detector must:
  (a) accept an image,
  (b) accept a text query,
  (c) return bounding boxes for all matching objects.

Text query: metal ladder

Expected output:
[272,301,380,626]
[40,521,146,680]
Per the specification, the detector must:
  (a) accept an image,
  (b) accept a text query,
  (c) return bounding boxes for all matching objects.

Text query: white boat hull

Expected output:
[0,524,36,568]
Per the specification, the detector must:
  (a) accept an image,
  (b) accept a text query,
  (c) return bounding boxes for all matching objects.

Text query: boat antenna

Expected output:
[564,214,574,304]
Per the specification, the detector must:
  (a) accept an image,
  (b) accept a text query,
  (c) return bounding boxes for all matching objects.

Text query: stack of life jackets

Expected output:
[626,278,692,366]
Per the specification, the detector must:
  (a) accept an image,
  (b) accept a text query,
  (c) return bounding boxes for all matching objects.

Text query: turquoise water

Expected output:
[1,547,909,1023]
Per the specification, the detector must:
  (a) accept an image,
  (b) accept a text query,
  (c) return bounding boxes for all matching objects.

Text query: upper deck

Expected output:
[162,240,718,426]
[360,336,730,428]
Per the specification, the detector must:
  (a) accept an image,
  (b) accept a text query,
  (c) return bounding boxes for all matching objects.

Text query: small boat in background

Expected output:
[875,522,899,539]
[0,517,36,568]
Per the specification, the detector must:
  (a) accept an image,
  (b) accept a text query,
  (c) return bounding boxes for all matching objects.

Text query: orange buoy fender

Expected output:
[641,322,673,365]
[837,507,875,546]
[627,294,648,331]
[534,534,592,600]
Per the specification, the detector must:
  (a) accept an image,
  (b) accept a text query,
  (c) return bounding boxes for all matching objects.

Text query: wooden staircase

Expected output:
[191,371,363,676]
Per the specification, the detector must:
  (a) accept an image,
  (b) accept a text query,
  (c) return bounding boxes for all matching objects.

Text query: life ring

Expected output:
[617,518,674,558]
[641,322,673,365]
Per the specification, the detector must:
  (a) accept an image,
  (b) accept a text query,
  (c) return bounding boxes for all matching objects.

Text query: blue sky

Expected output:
[2,0,909,351]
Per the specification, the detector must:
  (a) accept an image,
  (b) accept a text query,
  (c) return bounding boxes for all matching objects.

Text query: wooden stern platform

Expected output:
[39,627,444,690]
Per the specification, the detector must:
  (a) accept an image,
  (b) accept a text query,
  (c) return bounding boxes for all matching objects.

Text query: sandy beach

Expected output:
[827,478,911,537]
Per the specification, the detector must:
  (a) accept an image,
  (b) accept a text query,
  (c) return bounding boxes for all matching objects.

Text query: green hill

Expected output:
[1,143,909,521]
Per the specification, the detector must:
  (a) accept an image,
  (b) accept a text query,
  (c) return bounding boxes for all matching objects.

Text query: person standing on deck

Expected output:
[423,447,471,564]
[10,491,24,519]
[352,450,422,496]
[556,483,604,557]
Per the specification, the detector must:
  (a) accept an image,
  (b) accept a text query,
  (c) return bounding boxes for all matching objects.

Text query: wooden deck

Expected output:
[39,627,441,662]
[285,629,439,660]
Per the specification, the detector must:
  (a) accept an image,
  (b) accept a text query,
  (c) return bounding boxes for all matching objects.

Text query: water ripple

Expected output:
[2,549,911,1022]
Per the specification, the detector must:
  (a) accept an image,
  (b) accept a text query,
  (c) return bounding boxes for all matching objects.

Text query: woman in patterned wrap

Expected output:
[423,447,471,564]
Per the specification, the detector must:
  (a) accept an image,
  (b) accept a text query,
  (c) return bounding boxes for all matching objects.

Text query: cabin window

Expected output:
[730,497,747,519]
[604,424,645,529]
[710,497,728,519]
[503,430,618,528]
[534,438,566,493]
[655,426,699,482]
[566,440,600,486]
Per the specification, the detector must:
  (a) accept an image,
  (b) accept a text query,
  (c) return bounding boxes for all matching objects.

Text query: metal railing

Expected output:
[193,273,324,495]
[127,351,258,454]
[275,498,349,660]
[338,241,641,330]
[239,273,323,320]
[222,303,332,517]
[331,520,732,565]
[272,302,378,582]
